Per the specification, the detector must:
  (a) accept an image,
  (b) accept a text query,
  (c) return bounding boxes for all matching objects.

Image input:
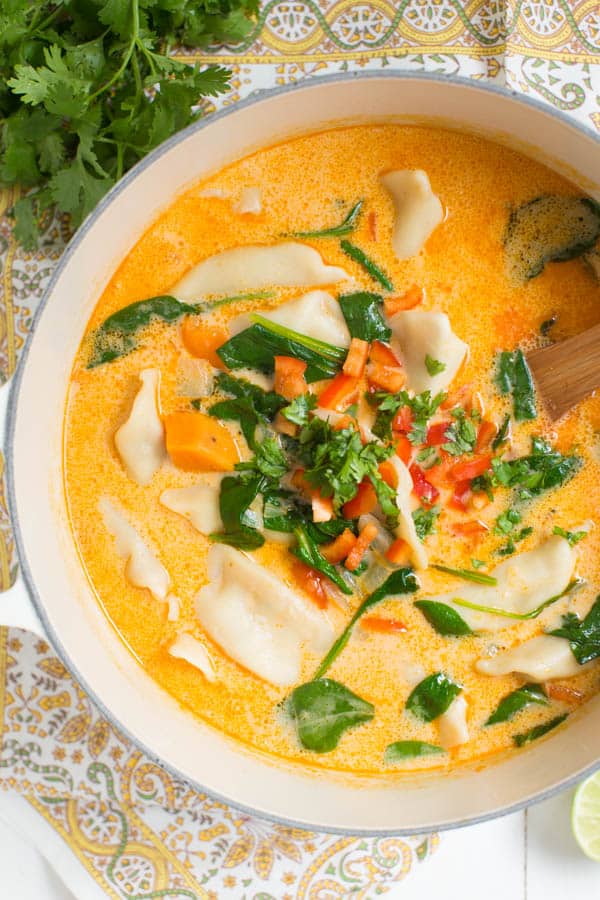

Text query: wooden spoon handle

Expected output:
[527,322,600,420]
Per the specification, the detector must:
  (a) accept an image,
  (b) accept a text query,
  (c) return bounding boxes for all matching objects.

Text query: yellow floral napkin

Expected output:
[0,2,598,896]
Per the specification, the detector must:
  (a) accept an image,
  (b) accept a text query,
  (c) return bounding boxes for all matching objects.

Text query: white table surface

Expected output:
[1,785,599,897]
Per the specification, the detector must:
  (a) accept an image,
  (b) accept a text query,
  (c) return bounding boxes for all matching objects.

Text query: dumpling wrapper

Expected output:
[172,243,349,300]
[389,456,428,570]
[380,170,443,260]
[429,535,576,632]
[169,633,216,681]
[476,635,583,680]
[99,497,170,603]
[161,478,224,535]
[114,368,165,486]
[389,310,468,394]
[234,187,262,215]
[259,290,351,348]
[438,695,469,749]
[195,544,334,686]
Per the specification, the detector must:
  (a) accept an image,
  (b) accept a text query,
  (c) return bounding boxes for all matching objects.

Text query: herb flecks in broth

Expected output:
[65,125,600,775]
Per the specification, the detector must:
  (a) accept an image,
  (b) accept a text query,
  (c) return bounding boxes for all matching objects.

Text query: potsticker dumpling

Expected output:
[380,170,443,260]
[389,456,428,570]
[160,478,224,535]
[259,290,351,347]
[389,310,468,394]
[429,535,576,632]
[438,695,469,749]
[169,633,216,682]
[476,635,583,680]
[195,544,334,686]
[172,242,349,300]
[99,497,170,603]
[114,368,165,485]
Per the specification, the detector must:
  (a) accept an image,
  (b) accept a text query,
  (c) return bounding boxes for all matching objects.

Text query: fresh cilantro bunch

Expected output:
[0,0,257,248]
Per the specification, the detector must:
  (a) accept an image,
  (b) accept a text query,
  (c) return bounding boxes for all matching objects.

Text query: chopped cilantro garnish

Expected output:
[425,355,446,376]
[442,408,478,456]
[412,505,440,541]
[491,437,580,499]
[553,526,588,547]
[370,389,446,442]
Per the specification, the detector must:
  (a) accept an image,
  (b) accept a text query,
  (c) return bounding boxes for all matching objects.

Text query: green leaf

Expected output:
[492,413,511,450]
[338,292,391,342]
[485,683,548,726]
[495,350,537,421]
[452,578,583,621]
[281,393,317,426]
[370,389,446,442]
[88,296,196,367]
[412,505,440,541]
[384,741,445,763]
[217,318,346,383]
[210,474,264,550]
[292,526,352,596]
[406,673,462,722]
[209,372,285,446]
[425,355,446,376]
[491,436,580,499]
[289,200,363,239]
[549,594,600,664]
[314,568,419,678]
[340,240,393,291]
[287,678,374,753]
[414,601,472,636]
[513,714,568,747]
[431,564,497,586]
[441,408,478,456]
[552,526,587,547]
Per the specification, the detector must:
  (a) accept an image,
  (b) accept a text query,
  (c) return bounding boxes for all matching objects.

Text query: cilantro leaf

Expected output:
[425,354,446,376]
[549,595,600,665]
[491,437,581,499]
[552,526,587,547]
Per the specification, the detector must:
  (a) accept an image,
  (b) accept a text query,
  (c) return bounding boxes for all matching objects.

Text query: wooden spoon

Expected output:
[526,322,600,420]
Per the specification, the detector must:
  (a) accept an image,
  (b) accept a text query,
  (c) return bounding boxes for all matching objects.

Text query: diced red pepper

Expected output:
[370,340,401,367]
[452,520,489,537]
[448,453,492,483]
[361,616,407,634]
[343,338,369,378]
[291,559,328,608]
[317,373,359,411]
[342,479,377,519]
[385,537,412,565]
[395,435,413,465]
[384,285,423,317]
[409,464,439,503]
[274,356,308,401]
[378,459,399,489]
[449,480,472,511]
[426,421,450,446]
[392,406,413,434]
[367,363,406,393]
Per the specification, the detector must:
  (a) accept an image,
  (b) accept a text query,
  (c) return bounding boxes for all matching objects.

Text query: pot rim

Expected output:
[6,70,600,836]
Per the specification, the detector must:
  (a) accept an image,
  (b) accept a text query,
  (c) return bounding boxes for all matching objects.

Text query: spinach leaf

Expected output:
[513,714,568,747]
[88,295,197,367]
[210,475,264,550]
[340,240,393,291]
[292,526,353,596]
[485,683,548,726]
[491,436,580,499]
[549,595,600,665]
[406,672,462,722]
[412,505,440,541]
[287,678,374,753]
[314,569,419,678]
[425,355,446,376]
[384,741,445,763]
[495,350,537,421]
[217,317,346,382]
[289,200,363,239]
[492,413,511,450]
[209,372,286,446]
[505,195,600,281]
[414,601,472,637]
[552,526,587,547]
[338,292,391,342]
[431,564,497,586]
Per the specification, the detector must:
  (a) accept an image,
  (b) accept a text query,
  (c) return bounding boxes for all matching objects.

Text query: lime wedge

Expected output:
[572,771,600,861]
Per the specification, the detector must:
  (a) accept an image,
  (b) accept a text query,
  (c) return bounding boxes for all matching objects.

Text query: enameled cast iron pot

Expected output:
[3,73,600,834]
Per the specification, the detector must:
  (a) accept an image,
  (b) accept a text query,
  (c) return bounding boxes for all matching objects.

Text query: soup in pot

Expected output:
[64,125,600,774]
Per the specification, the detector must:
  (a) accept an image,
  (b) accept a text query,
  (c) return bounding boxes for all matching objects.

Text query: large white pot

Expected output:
[4,74,600,834]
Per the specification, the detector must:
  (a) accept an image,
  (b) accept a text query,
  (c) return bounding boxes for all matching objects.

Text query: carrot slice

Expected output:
[181,318,229,369]
[395,435,413,465]
[343,338,369,377]
[342,479,377,519]
[378,459,399,489]
[345,522,378,571]
[448,453,492,483]
[452,520,489,537]
[274,356,308,401]
[368,209,378,241]
[370,340,401,367]
[321,528,357,564]
[544,681,584,703]
[367,363,406,393]
[385,537,412,565]
[361,616,407,634]
[291,559,328,609]
[476,420,497,452]
[383,285,423,317]
[164,411,240,471]
[317,373,359,411]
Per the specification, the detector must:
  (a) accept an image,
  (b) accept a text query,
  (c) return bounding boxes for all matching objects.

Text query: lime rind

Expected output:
[572,771,600,861]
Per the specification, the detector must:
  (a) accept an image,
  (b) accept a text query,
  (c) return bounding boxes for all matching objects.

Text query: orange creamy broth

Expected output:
[64,124,600,775]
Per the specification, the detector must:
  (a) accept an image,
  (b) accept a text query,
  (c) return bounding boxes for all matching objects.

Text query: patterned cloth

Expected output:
[0,2,598,896]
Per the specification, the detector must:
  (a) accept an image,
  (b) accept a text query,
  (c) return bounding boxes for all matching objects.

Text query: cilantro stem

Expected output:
[432,564,497,586]
[89,1,140,102]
